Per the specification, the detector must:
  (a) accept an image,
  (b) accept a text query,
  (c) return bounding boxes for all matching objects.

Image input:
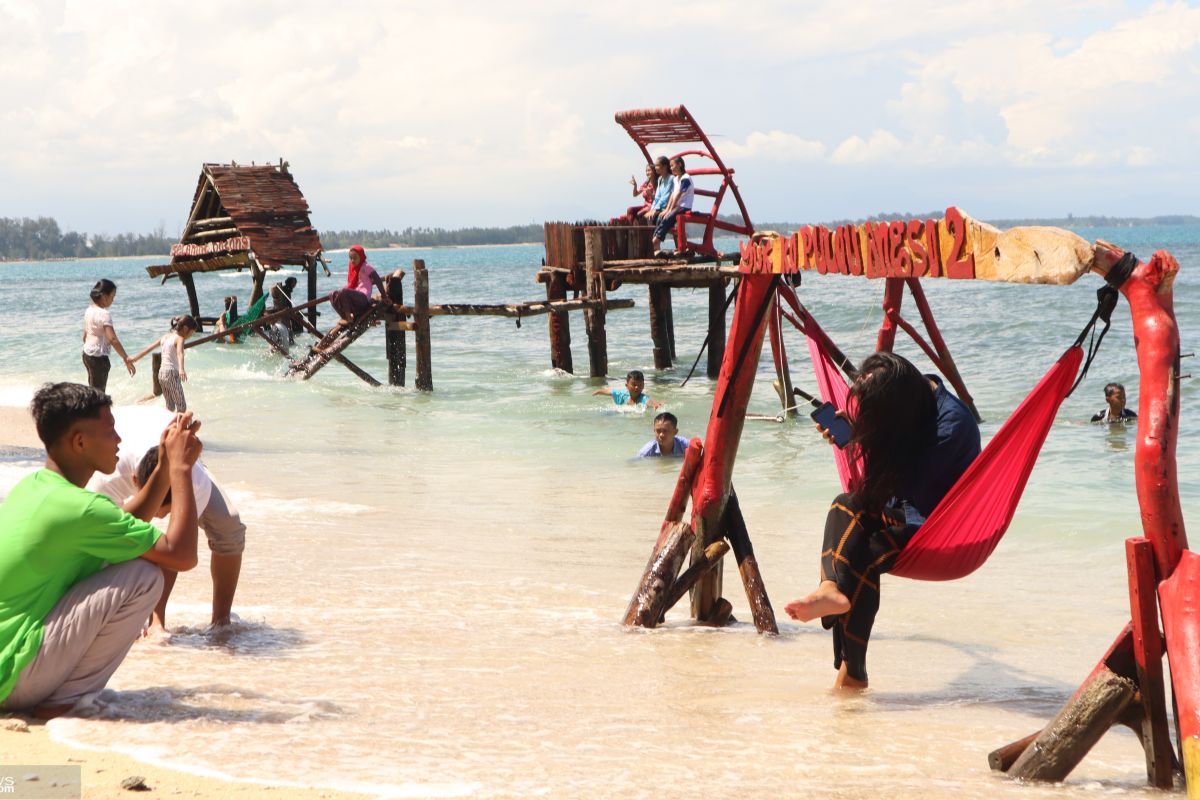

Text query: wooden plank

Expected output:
[414,259,433,391]
[185,293,332,348]
[388,297,634,318]
[583,228,608,378]
[1125,537,1176,788]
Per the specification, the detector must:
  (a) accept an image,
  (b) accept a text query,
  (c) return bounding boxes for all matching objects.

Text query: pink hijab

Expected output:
[346,244,367,288]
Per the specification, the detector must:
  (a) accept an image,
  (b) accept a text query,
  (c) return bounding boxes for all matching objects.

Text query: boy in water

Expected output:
[638,412,688,457]
[594,370,662,410]
[1091,382,1138,424]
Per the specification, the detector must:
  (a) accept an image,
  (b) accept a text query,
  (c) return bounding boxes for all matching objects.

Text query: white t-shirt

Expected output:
[86,406,213,512]
[159,332,183,373]
[82,305,113,357]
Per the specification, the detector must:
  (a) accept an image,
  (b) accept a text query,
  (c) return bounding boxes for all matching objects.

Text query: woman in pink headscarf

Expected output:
[328,245,388,332]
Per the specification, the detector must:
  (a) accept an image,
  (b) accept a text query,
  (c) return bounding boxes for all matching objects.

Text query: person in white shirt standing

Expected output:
[87,406,246,639]
[82,279,136,392]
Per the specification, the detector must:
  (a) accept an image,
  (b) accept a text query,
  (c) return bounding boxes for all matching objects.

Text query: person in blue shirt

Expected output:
[638,412,688,457]
[594,370,661,409]
[648,156,674,224]
[784,352,980,690]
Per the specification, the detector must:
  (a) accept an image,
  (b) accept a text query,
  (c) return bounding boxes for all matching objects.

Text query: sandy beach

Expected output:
[0,408,368,799]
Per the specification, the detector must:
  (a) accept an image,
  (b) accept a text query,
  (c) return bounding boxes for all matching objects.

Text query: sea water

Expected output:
[0,228,1196,798]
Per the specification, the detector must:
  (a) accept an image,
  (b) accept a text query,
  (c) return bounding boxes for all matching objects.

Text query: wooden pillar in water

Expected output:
[179,273,201,326]
[413,259,433,392]
[249,258,266,306]
[583,228,608,378]
[306,256,319,327]
[385,269,407,387]
[707,282,726,379]
[546,271,573,373]
[648,284,673,369]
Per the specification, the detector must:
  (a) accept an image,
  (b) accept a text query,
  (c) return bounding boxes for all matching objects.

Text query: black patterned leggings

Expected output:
[819,493,917,683]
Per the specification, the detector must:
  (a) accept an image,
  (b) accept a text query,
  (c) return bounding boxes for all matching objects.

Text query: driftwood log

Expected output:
[720,490,777,634]
[624,522,696,628]
[413,259,433,391]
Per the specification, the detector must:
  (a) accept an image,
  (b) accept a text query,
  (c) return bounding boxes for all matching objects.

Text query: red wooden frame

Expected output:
[614,106,753,257]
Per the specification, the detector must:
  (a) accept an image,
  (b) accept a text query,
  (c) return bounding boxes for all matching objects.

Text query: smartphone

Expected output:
[810,402,852,449]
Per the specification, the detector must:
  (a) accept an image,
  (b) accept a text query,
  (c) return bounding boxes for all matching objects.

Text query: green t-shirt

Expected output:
[0,470,161,703]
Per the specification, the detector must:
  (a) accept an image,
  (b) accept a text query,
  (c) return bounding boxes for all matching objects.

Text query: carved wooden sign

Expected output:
[739,207,1098,285]
[171,235,252,259]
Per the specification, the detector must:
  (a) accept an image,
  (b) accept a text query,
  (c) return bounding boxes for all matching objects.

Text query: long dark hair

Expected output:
[90,279,116,303]
[847,352,937,512]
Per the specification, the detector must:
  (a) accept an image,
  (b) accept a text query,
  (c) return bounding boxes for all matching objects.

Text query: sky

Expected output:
[1,0,1198,235]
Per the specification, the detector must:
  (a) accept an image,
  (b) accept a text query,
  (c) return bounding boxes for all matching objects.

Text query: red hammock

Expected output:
[801,312,1083,581]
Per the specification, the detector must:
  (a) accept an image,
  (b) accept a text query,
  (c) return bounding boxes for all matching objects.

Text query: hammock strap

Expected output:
[1067,252,1137,397]
[680,279,741,388]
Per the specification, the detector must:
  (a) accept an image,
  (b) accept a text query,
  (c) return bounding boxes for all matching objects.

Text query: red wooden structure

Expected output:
[621,204,1196,792]
[614,105,753,257]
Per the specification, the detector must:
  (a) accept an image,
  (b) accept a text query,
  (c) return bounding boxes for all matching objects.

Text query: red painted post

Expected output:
[876,277,905,352]
[1119,251,1187,576]
[1159,549,1200,793]
[689,273,777,620]
[906,277,981,421]
[1125,537,1175,787]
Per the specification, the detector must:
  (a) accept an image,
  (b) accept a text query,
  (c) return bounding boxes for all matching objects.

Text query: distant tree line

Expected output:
[0,217,174,261]
[320,224,544,249]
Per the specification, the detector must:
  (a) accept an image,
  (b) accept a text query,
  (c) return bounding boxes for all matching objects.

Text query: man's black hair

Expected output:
[1104,382,1126,397]
[30,382,112,447]
[135,445,171,507]
[626,370,644,382]
[654,411,678,427]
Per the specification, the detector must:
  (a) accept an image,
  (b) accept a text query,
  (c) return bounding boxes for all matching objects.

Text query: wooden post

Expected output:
[179,273,201,326]
[648,284,672,369]
[876,277,905,352]
[707,282,726,379]
[151,353,162,397]
[583,228,608,378]
[546,271,573,373]
[988,732,1041,772]
[385,269,407,387]
[661,541,729,619]
[306,256,319,327]
[624,522,695,628]
[413,259,433,392]
[665,286,676,361]
[720,489,778,634]
[689,274,778,621]
[1008,669,1137,782]
[1125,537,1176,787]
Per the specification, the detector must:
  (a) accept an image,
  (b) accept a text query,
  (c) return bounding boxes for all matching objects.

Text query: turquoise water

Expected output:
[0,226,1195,798]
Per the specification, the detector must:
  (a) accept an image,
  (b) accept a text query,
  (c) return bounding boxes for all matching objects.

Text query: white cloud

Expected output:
[830,130,903,164]
[720,131,825,161]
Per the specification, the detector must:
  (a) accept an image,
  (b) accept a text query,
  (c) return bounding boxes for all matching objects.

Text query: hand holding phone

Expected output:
[810,402,852,449]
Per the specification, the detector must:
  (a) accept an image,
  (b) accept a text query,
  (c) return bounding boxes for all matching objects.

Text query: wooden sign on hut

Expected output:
[147,160,324,326]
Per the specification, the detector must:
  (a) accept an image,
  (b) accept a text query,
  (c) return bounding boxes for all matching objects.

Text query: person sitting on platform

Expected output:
[593,370,662,410]
[0,383,201,719]
[783,352,980,690]
[651,157,694,256]
[648,156,673,224]
[1090,382,1137,425]
[619,164,657,223]
[638,412,688,457]
[86,407,246,638]
[323,245,388,347]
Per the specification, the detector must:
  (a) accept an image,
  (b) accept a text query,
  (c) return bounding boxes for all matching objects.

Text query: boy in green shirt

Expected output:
[0,383,203,718]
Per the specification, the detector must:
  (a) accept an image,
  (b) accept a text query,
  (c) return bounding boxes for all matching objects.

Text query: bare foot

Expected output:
[833,662,868,691]
[141,620,172,644]
[784,581,851,622]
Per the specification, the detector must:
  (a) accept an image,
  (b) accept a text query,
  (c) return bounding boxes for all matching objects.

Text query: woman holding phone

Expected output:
[784,352,979,689]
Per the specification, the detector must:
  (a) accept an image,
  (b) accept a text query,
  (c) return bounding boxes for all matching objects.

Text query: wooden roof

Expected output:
[147,161,322,277]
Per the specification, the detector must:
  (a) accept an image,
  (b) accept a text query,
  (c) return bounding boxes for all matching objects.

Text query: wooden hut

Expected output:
[146,161,324,326]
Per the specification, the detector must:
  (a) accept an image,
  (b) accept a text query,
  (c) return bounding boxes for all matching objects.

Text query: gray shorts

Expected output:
[199,483,246,556]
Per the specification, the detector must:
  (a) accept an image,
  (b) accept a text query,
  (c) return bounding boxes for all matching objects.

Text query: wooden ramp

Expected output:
[286,305,385,381]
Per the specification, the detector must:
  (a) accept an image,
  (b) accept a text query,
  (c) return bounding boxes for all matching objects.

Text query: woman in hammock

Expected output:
[785,352,980,689]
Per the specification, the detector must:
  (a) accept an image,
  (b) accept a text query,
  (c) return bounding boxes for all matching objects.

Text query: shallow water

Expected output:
[0,227,1196,798]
